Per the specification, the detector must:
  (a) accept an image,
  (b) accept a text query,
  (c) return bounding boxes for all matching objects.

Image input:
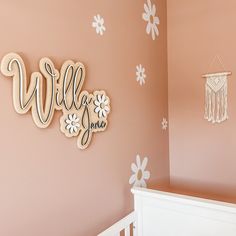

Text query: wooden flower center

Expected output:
[150,15,155,24]
[100,103,105,109]
[137,169,143,180]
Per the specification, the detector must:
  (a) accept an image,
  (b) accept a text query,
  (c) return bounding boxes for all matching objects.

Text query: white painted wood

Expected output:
[99,188,236,236]
[131,187,236,236]
[124,226,130,236]
[98,211,135,236]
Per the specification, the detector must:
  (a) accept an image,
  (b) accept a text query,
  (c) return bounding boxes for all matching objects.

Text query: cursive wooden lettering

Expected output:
[1,53,111,149]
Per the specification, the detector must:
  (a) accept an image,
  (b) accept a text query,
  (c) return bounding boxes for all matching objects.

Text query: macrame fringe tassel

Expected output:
[204,81,228,123]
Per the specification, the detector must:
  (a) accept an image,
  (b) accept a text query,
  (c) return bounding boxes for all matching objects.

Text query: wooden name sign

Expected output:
[1,53,111,149]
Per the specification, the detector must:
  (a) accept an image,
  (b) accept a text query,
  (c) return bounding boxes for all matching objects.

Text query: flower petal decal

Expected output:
[129,155,150,188]
[92,14,106,35]
[142,0,160,40]
[161,118,168,130]
[94,93,110,118]
[136,64,146,86]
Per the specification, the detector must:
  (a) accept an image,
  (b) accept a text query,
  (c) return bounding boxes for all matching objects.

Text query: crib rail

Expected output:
[98,211,136,236]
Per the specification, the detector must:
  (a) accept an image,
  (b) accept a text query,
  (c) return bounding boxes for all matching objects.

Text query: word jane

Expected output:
[0,53,111,149]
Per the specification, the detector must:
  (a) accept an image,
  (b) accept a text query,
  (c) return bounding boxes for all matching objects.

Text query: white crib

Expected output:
[98,187,236,236]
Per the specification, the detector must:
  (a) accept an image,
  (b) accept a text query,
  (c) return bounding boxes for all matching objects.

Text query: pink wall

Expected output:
[0,0,169,235]
[168,0,236,202]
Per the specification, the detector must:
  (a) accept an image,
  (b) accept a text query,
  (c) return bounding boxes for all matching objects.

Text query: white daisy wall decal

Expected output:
[129,155,150,188]
[94,94,110,118]
[142,0,160,40]
[92,14,106,36]
[136,64,146,86]
[161,118,168,130]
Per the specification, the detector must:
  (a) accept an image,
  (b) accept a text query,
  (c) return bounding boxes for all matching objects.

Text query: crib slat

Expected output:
[98,211,135,236]
[125,226,130,236]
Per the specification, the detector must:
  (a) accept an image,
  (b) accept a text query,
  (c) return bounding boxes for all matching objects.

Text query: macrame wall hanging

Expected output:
[202,55,231,124]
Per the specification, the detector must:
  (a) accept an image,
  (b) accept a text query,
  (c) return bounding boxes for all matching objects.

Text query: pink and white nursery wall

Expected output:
[0,1,169,236]
[167,0,236,201]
